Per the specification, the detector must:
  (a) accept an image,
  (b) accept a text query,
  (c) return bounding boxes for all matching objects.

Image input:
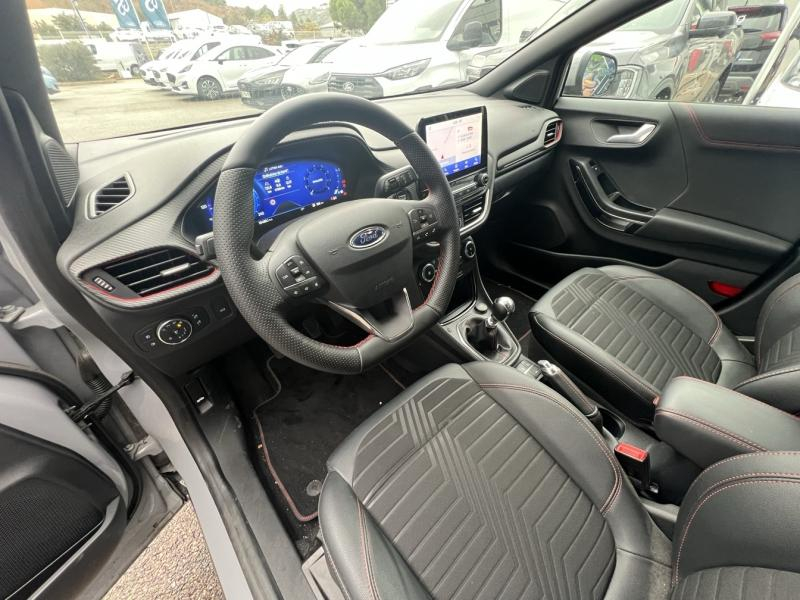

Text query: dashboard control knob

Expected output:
[419,262,436,283]
[475,172,490,187]
[462,238,477,260]
[157,318,193,345]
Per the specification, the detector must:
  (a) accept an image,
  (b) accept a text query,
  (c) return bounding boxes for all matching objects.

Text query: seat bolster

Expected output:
[735,367,800,414]
[755,272,800,369]
[531,313,660,421]
[462,361,672,566]
[672,452,800,587]
[319,471,430,600]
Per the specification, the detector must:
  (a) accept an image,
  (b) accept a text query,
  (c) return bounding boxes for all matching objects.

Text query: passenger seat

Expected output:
[529,265,800,422]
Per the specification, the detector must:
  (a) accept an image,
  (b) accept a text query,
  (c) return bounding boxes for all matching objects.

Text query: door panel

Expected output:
[0,326,127,599]
[669,102,800,241]
[485,96,800,335]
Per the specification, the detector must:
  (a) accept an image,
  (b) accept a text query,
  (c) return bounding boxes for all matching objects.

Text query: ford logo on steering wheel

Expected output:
[349,226,388,250]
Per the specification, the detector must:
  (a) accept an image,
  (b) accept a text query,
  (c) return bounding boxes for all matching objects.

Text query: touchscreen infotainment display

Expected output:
[419,107,487,180]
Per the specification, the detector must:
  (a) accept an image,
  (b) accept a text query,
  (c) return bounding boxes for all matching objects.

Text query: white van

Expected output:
[327,0,568,97]
[82,41,147,77]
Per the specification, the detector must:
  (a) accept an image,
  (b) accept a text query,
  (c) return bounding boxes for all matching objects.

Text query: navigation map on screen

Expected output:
[424,111,483,177]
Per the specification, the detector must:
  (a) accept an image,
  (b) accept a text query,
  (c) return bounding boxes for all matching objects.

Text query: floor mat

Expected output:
[253,357,403,522]
[484,280,537,355]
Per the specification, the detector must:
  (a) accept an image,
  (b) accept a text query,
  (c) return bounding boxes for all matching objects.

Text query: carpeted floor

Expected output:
[253,357,403,522]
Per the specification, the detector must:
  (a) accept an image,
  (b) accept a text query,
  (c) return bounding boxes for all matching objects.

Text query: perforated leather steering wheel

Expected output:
[213,94,460,374]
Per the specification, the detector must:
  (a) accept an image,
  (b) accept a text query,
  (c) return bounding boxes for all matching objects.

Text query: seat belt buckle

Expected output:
[614,442,651,492]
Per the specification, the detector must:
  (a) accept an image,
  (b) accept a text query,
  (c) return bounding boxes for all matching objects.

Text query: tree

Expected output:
[32,20,59,37]
[330,0,385,32]
[362,0,385,30]
[39,42,100,81]
[52,13,85,32]
[277,4,288,20]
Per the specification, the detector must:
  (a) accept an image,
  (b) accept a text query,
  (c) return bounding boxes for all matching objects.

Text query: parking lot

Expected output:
[50,79,258,142]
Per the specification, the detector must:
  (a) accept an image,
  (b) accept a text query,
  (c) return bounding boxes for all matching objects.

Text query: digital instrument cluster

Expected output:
[183,159,348,238]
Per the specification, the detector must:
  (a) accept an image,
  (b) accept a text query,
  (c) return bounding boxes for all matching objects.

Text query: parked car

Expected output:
[151,39,227,88]
[564,0,742,102]
[238,40,345,109]
[757,49,800,107]
[40,66,59,95]
[171,42,283,100]
[326,0,570,98]
[82,40,148,77]
[140,41,193,86]
[718,3,788,102]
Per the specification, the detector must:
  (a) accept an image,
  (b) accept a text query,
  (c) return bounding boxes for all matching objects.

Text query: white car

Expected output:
[141,41,193,86]
[327,0,568,98]
[171,42,283,100]
[757,51,800,108]
[153,38,230,88]
[237,40,346,109]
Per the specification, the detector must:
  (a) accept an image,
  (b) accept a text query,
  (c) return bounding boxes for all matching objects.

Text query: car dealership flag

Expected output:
[110,0,140,29]
[139,0,171,30]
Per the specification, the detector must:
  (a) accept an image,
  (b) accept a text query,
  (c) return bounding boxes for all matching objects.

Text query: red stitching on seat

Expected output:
[655,409,765,451]
[674,376,800,421]
[673,479,800,586]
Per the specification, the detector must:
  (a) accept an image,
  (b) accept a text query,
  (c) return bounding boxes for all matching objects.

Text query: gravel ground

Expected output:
[104,503,224,600]
[50,79,259,143]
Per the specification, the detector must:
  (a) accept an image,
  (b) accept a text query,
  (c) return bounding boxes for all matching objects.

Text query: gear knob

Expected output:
[487,296,515,328]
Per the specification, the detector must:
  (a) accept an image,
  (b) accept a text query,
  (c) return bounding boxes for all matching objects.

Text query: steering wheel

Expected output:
[213,94,461,374]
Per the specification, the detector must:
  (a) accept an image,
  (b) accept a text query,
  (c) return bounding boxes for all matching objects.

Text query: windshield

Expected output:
[365,0,464,44]
[279,44,325,66]
[38,0,589,142]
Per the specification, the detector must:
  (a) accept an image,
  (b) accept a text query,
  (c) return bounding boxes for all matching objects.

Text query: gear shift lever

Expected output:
[486,296,516,329]
[466,296,516,358]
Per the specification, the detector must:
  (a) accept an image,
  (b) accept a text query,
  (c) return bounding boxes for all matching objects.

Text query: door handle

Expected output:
[606,123,656,145]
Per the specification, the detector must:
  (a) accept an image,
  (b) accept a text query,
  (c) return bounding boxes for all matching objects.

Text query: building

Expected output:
[28,8,117,30]
[167,9,224,32]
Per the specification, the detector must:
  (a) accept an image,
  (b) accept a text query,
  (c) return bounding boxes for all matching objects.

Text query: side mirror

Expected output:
[576,52,618,97]
[447,21,483,50]
[689,11,737,38]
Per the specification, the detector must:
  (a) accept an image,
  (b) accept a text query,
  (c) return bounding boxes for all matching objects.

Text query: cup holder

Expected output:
[598,406,625,439]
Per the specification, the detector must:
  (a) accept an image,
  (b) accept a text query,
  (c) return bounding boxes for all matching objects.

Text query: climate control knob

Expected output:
[419,262,436,283]
[157,318,193,345]
[462,238,477,260]
[475,172,490,187]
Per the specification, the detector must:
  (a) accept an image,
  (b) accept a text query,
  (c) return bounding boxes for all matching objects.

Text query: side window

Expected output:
[561,0,762,104]
[450,0,501,47]
[219,47,248,61]
[247,47,273,60]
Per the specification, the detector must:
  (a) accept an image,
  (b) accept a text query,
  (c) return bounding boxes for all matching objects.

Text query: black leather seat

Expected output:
[530,265,800,422]
[318,362,800,600]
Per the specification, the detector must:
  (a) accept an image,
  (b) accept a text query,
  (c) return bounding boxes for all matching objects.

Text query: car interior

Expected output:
[3,0,800,598]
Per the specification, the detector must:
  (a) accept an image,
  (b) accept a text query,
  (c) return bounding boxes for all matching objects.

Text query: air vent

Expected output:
[90,174,134,217]
[544,119,563,148]
[461,195,486,227]
[101,248,212,297]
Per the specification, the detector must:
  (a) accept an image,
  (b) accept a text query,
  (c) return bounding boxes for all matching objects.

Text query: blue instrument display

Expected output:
[187,159,348,236]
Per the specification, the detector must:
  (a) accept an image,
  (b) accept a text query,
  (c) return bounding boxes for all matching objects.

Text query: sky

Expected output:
[226,0,325,13]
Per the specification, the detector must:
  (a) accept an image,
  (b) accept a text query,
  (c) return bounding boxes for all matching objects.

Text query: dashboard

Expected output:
[57,90,562,375]
[183,159,349,238]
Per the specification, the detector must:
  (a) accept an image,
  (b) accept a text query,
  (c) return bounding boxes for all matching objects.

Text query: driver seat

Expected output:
[319,362,800,599]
